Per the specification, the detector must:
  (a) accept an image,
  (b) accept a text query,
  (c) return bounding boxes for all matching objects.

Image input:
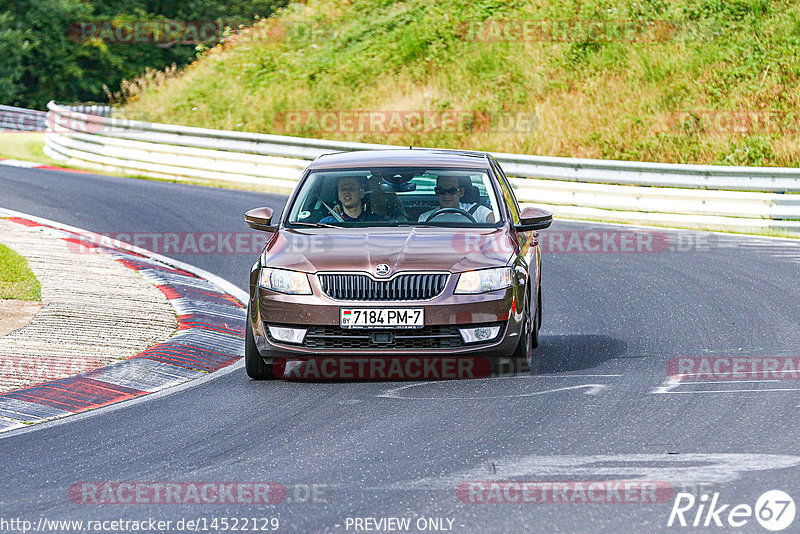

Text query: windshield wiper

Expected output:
[289,221,343,228]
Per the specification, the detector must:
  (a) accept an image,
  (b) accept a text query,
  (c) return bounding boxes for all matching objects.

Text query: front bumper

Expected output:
[249,273,524,358]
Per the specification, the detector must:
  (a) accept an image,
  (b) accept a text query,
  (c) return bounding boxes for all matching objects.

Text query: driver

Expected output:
[321,176,386,223]
[418,176,494,223]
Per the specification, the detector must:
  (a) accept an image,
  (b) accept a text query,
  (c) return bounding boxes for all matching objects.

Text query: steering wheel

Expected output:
[425,207,477,223]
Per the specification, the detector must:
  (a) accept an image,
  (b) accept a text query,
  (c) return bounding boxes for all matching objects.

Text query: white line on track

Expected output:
[659,388,800,394]
[390,453,800,489]
[378,376,611,400]
[651,375,800,395]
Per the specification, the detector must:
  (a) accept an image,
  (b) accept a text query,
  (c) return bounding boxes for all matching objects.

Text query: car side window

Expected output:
[490,160,520,224]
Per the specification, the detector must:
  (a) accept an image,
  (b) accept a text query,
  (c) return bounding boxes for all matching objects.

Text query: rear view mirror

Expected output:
[380,182,416,193]
[516,207,553,231]
[245,207,277,232]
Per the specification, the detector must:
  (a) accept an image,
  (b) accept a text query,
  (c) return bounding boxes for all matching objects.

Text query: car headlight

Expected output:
[259,268,312,295]
[454,267,512,294]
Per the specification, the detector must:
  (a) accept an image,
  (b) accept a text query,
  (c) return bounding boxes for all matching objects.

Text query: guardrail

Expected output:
[1,104,114,132]
[43,101,800,236]
[1,105,47,132]
[60,104,114,117]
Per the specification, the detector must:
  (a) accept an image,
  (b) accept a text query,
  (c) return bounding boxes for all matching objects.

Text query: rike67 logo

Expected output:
[668,490,795,531]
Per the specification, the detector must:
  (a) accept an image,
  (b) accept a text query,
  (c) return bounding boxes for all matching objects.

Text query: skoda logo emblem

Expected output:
[375,264,390,277]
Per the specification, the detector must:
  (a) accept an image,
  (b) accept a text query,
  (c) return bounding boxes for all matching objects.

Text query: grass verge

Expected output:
[0,133,59,166]
[0,243,41,301]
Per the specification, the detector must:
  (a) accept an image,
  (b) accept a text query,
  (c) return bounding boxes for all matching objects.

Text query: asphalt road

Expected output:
[1,166,799,533]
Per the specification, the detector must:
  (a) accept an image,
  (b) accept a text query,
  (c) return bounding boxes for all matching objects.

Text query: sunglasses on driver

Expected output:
[434,186,463,195]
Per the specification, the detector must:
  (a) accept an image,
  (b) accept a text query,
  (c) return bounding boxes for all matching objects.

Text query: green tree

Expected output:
[0,0,287,109]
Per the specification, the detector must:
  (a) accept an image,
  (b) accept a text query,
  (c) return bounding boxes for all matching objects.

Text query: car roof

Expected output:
[306,149,493,170]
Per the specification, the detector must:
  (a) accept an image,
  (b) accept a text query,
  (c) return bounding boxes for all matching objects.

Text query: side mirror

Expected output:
[516,207,553,231]
[245,207,277,232]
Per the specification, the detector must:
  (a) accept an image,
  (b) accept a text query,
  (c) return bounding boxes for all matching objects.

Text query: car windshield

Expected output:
[286,167,503,227]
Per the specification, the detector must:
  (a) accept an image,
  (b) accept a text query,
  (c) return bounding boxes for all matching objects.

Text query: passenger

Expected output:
[368,175,408,221]
[321,176,386,223]
[419,176,494,223]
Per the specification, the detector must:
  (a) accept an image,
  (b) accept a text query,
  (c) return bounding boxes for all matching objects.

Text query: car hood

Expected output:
[262,227,515,275]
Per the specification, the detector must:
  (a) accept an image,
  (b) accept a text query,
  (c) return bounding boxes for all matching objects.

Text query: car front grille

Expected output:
[318,273,449,301]
[266,324,468,350]
[304,325,464,349]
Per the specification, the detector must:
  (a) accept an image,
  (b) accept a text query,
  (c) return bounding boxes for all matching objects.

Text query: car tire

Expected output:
[531,285,541,349]
[245,305,276,380]
[537,285,543,330]
[513,284,534,366]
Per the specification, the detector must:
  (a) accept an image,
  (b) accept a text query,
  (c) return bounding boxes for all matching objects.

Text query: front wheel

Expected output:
[513,284,541,371]
[513,286,533,364]
[531,285,541,349]
[245,305,276,380]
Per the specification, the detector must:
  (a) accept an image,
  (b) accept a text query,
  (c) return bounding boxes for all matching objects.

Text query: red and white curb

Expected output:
[0,157,92,174]
[0,208,248,433]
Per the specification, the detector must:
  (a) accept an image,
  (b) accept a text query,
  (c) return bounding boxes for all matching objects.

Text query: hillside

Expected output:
[123,0,800,166]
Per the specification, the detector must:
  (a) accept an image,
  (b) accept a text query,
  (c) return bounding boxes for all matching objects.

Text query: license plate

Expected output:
[340,308,424,329]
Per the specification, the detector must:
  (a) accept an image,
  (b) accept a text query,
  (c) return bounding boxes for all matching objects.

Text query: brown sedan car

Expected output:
[244,149,552,379]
